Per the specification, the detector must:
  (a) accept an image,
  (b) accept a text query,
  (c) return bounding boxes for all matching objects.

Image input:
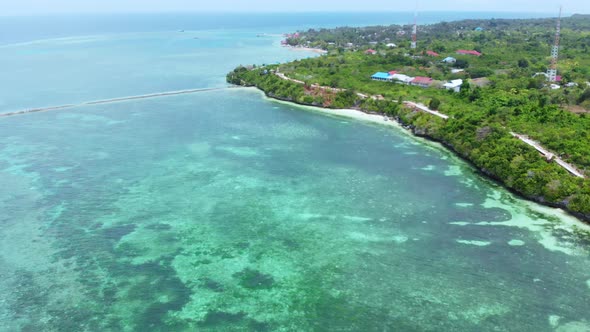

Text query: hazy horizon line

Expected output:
[1,10,575,18]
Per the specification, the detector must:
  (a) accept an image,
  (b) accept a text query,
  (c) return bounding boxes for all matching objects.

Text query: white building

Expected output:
[443,79,463,92]
[390,74,414,84]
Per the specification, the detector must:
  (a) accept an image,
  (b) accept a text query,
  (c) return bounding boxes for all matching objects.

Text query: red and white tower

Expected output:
[547,6,562,82]
[411,11,417,49]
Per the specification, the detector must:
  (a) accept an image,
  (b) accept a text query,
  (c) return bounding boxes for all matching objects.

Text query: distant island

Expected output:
[228,14,590,222]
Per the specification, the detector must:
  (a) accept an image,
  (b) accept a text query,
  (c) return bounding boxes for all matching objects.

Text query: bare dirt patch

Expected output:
[566,105,590,114]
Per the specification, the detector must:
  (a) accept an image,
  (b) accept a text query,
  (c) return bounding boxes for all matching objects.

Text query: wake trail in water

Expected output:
[0,86,243,118]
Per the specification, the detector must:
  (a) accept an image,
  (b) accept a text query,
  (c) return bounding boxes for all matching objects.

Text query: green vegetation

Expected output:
[228,15,590,220]
[429,97,441,110]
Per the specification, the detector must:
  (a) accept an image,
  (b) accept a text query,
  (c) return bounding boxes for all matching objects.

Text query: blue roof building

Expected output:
[371,72,391,81]
[442,56,457,63]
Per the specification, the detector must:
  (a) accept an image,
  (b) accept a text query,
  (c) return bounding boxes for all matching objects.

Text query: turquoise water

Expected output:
[1,14,590,331]
[0,30,319,112]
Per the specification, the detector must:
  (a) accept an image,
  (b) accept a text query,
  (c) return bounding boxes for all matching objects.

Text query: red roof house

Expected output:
[457,50,482,56]
[365,49,377,55]
[426,50,440,57]
[388,71,397,75]
[410,76,434,87]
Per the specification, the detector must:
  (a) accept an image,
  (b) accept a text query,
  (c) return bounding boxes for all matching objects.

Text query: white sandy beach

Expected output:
[244,87,443,147]
[283,45,328,54]
[250,88,403,128]
[311,107,401,127]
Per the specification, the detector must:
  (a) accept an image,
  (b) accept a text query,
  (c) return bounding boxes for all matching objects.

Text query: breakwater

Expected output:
[0,86,240,118]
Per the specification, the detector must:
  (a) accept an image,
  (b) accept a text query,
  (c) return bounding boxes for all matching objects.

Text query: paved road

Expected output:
[404,101,450,120]
[511,132,585,178]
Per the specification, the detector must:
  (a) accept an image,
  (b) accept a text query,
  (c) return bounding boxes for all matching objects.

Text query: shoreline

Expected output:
[241,89,399,128]
[282,45,328,54]
[240,86,590,226]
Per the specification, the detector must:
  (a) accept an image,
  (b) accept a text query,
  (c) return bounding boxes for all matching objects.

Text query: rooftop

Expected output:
[444,79,463,88]
[371,72,391,80]
[457,50,482,56]
[411,76,434,85]
[391,73,414,82]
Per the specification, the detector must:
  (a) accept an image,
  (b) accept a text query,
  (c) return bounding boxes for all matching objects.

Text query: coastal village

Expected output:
[368,49,488,92]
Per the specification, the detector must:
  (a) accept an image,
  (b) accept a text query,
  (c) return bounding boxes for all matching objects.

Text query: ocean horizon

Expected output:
[0,11,558,45]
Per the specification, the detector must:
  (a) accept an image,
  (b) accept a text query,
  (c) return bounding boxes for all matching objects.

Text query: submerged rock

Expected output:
[233,268,275,290]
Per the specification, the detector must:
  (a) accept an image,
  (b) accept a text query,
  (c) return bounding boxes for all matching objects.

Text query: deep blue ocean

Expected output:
[1,12,589,331]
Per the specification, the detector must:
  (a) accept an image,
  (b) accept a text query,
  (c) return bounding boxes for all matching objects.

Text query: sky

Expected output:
[3,0,589,15]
